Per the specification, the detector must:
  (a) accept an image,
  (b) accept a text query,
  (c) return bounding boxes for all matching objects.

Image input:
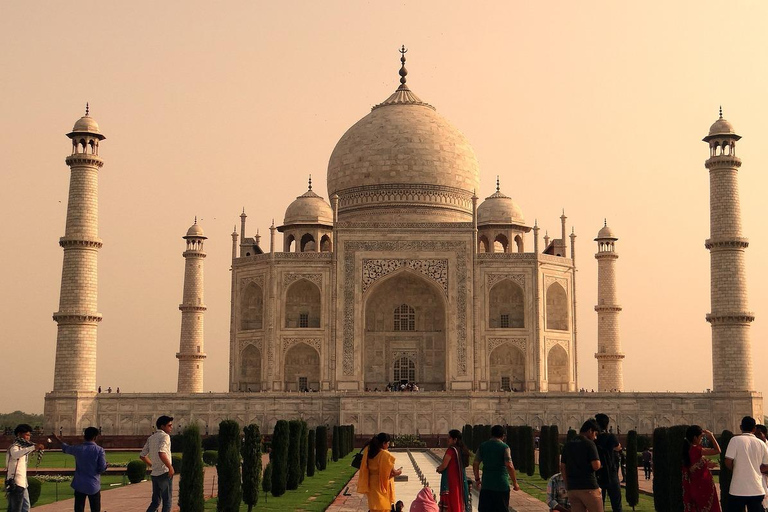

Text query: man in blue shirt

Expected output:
[53,427,107,512]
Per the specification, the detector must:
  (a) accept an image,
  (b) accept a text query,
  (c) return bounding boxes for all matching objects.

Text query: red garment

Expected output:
[440,446,468,512]
[682,444,721,512]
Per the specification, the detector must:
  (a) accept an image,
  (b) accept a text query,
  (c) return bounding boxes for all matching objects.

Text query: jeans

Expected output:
[726,494,765,512]
[146,473,173,512]
[643,462,651,479]
[74,490,101,512]
[6,486,30,512]
[601,475,622,512]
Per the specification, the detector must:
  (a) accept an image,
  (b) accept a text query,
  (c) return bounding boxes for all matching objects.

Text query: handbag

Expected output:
[350,444,367,469]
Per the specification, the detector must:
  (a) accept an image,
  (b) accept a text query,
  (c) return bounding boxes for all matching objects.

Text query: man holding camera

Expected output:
[5,424,45,512]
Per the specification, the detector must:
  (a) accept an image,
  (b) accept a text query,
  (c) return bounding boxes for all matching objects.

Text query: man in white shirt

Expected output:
[5,424,45,512]
[140,415,174,512]
[724,416,768,512]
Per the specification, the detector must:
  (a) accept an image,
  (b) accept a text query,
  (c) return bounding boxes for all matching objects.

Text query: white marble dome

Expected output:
[326,83,480,222]
[477,189,525,226]
[283,188,333,226]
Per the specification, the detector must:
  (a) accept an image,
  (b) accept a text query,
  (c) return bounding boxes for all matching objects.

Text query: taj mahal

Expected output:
[44,50,762,435]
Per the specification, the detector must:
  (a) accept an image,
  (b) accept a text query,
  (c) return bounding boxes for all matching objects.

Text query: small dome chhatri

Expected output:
[68,103,106,140]
[704,106,740,141]
[477,177,526,226]
[282,176,333,227]
[184,218,206,239]
[595,219,617,241]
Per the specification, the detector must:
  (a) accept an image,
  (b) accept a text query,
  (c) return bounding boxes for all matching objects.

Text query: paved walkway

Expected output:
[33,466,219,512]
[328,450,548,512]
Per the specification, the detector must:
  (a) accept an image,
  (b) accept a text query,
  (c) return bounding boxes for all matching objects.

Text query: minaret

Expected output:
[52,105,105,393]
[594,220,624,392]
[703,109,754,392]
[176,219,207,393]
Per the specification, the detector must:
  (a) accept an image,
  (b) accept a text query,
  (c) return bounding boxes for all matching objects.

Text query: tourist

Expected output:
[52,427,107,512]
[755,425,768,509]
[724,416,768,512]
[681,425,721,512]
[642,448,652,480]
[5,424,45,512]
[410,487,439,512]
[436,429,470,511]
[594,413,622,511]
[395,499,405,511]
[546,472,570,511]
[357,432,402,512]
[560,419,603,512]
[140,415,175,512]
[472,424,520,512]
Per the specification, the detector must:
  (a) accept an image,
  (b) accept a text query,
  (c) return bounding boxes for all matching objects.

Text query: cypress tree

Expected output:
[462,424,473,453]
[524,426,535,477]
[625,430,639,510]
[718,430,734,512]
[548,425,560,480]
[472,425,483,452]
[316,425,328,471]
[539,425,550,480]
[653,427,671,512]
[350,424,356,455]
[299,421,308,484]
[332,425,340,462]
[217,420,242,512]
[271,420,289,497]
[506,426,519,471]
[242,424,262,512]
[261,463,272,503]
[483,424,492,445]
[668,424,689,512]
[307,428,316,477]
[179,423,205,512]
[287,420,302,490]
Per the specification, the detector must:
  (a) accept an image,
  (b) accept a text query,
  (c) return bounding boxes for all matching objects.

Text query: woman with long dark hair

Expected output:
[357,432,402,512]
[436,429,471,511]
[681,425,721,512]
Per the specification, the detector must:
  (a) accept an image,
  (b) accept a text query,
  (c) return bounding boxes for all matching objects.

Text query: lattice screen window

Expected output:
[393,304,415,331]
[501,376,511,391]
[299,313,309,328]
[298,376,308,390]
[500,314,510,328]
[393,356,416,382]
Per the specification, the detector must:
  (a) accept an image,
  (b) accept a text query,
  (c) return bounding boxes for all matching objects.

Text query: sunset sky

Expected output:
[2,2,767,414]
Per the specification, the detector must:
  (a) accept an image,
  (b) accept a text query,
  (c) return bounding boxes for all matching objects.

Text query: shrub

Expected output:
[261,462,272,503]
[316,425,328,471]
[299,421,308,483]
[539,425,550,480]
[332,425,340,462]
[171,433,185,453]
[462,424,473,453]
[307,428,316,477]
[719,430,734,511]
[127,459,148,483]
[203,450,219,466]
[217,420,242,511]
[202,434,219,451]
[625,430,639,510]
[548,425,560,481]
[27,477,42,506]
[523,426,535,477]
[179,424,205,512]
[242,424,262,512]
[391,434,425,448]
[172,454,183,473]
[653,427,671,512]
[271,420,290,496]
[287,420,302,490]
[471,424,483,452]
[668,424,689,511]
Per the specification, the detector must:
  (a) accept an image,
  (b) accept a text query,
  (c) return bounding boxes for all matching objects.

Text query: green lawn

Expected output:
[0,475,127,508]
[204,453,357,511]
[1,451,140,468]
[517,468,656,511]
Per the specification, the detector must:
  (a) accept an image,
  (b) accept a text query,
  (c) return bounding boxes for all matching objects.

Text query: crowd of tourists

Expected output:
[364,382,422,392]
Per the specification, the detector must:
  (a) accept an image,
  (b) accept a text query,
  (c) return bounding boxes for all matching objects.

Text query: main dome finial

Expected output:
[399,45,408,86]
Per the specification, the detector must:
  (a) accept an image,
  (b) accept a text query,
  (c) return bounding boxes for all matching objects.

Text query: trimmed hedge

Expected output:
[332,425,340,462]
[299,421,308,484]
[172,454,183,473]
[719,430,734,511]
[242,424,262,512]
[539,425,551,480]
[547,425,560,481]
[261,463,272,503]
[307,428,316,477]
[287,420,302,490]
[462,424,473,453]
[27,477,42,506]
[625,430,639,509]
[203,450,218,466]
[179,423,205,512]
[523,426,535,477]
[653,427,671,512]
[668,424,688,512]
[217,420,242,511]
[127,459,147,483]
[271,420,290,496]
[316,425,328,471]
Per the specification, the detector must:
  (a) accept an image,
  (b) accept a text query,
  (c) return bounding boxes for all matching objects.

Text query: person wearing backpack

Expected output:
[594,413,622,512]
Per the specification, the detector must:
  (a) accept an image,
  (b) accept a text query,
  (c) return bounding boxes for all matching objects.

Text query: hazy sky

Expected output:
[2,2,767,414]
